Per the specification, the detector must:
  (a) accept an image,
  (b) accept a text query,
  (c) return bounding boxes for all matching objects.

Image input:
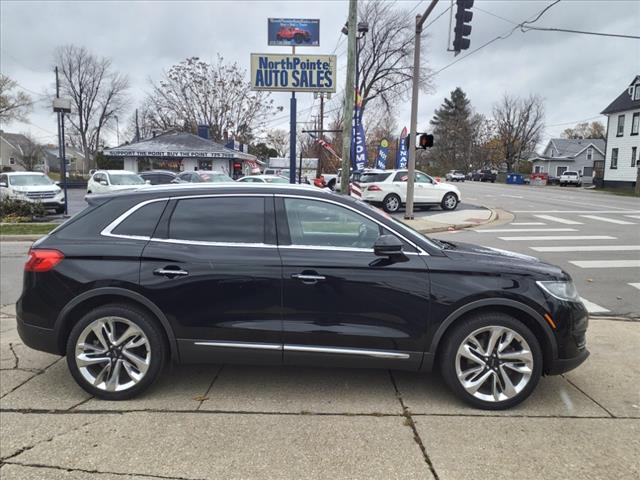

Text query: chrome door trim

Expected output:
[149,238,278,249]
[194,341,282,351]
[283,344,410,359]
[275,193,429,255]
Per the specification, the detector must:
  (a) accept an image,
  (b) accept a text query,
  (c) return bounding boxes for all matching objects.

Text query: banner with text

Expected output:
[268,18,320,47]
[375,139,389,170]
[250,54,336,93]
[396,127,408,169]
[351,90,366,171]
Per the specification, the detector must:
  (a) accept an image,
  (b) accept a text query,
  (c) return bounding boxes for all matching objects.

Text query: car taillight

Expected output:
[367,185,382,191]
[25,249,64,272]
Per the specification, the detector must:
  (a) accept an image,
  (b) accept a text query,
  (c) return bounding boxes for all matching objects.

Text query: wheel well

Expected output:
[434,305,553,374]
[58,294,172,360]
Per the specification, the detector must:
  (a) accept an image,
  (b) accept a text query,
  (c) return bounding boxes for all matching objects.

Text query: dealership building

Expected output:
[103,130,260,178]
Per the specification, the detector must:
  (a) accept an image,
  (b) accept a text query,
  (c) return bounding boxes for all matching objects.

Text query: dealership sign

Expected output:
[250,54,336,92]
[268,18,319,46]
[105,150,244,159]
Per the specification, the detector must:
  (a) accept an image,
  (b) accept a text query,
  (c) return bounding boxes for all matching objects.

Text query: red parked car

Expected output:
[276,26,311,44]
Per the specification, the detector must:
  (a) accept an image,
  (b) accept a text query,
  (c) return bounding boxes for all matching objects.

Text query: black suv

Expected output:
[472,169,497,183]
[17,184,589,409]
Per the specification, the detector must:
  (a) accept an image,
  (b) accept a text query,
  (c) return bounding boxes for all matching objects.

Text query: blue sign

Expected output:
[351,91,366,170]
[376,139,389,170]
[396,127,408,169]
[268,18,320,47]
[251,54,336,92]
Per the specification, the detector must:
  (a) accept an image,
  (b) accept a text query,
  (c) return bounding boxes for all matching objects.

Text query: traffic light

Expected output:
[453,0,473,55]
[419,133,434,149]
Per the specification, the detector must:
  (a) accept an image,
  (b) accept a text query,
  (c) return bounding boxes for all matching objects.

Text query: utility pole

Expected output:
[406,0,439,219]
[54,67,69,217]
[340,0,357,195]
[135,109,140,142]
[318,93,325,175]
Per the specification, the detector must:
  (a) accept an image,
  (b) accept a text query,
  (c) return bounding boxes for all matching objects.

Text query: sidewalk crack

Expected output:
[389,371,440,480]
[562,374,616,418]
[196,364,224,410]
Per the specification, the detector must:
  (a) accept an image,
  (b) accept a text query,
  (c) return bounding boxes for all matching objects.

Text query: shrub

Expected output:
[0,197,47,222]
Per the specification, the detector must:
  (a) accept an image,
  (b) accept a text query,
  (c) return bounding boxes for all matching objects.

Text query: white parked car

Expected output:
[0,171,65,214]
[559,171,582,187]
[445,170,466,182]
[358,169,462,213]
[87,170,147,194]
[237,174,289,184]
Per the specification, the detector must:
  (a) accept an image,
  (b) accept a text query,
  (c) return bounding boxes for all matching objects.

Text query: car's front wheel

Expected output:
[66,304,166,400]
[441,192,458,210]
[382,194,401,213]
[440,312,542,409]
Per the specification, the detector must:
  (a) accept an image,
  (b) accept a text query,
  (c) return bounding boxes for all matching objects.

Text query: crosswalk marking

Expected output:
[511,222,546,226]
[580,298,610,314]
[511,210,640,214]
[625,215,640,219]
[629,283,640,290]
[569,260,640,268]
[530,245,640,252]
[579,215,635,225]
[479,228,577,233]
[534,214,583,225]
[498,235,616,241]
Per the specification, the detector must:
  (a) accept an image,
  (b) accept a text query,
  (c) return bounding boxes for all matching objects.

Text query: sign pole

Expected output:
[340,0,357,195]
[289,45,297,184]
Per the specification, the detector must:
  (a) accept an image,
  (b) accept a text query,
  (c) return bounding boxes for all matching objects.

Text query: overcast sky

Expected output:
[1,0,638,149]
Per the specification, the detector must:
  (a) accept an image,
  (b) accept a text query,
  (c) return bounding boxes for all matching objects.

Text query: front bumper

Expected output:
[548,348,589,375]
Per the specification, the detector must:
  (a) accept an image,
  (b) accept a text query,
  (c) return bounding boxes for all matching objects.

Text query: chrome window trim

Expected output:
[150,238,277,249]
[283,344,410,359]
[194,341,282,351]
[101,197,166,241]
[276,193,429,255]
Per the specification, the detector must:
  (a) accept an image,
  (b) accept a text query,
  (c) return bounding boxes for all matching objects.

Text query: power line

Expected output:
[546,115,604,128]
[521,25,640,40]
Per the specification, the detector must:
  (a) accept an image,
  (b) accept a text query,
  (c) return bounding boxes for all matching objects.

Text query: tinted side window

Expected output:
[393,172,408,182]
[112,200,168,238]
[169,197,265,243]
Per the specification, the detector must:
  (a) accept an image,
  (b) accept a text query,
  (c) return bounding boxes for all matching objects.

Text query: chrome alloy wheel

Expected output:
[385,195,400,212]
[455,326,533,403]
[75,316,151,392]
[443,194,457,209]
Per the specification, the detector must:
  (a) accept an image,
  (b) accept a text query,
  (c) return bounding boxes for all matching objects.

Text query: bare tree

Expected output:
[357,1,433,119]
[265,129,289,157]
[142,56,275,144]
[562,120,605,140]
[15,134,44,171]
[0,74,32,125]
[55,45,129,170]
[493,94,545,172]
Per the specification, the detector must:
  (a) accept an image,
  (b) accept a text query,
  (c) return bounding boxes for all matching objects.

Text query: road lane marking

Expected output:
[625,215,640,219]
[569,260,640,268]
[534,214,583,225]
[497,235,616,241]
[629,283,640,290]
[580,298,610,314]
[511,210,640,214]
[511,222,547,225]
[478,228,577,233]
[530,245,640,252]
[579,215,635,225]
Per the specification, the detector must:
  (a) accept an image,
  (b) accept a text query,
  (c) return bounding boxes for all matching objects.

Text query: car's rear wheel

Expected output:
[441,192,458,210]
[66,304,166,400]
[440,313,542,410]
[382,194,401,213]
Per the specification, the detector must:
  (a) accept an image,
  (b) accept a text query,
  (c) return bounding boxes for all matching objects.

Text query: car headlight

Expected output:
[536,280,580,302]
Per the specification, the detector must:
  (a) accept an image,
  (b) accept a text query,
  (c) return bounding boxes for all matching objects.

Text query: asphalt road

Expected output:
[431,182,640,317]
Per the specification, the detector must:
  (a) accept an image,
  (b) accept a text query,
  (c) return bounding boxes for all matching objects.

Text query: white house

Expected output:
[601,75,640,188]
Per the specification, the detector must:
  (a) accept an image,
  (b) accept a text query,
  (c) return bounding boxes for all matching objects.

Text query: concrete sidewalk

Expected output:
[401,206,510,234]
[1,303,638,479]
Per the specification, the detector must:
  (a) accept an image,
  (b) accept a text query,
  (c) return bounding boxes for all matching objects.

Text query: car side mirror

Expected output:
[373,235,403,257]
[0,181,7,188]
[99,180,108,186]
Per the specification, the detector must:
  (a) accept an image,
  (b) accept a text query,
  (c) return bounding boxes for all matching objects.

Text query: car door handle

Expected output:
[291,273,326,283]
[153,267,189,278]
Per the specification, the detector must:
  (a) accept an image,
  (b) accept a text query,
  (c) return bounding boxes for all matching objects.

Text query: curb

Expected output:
[0,234,44,242]
[409,206,505,234]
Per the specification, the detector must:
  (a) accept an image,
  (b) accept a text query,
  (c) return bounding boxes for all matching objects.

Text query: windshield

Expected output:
[200,173,234,182]
[109,173,145,185]
[360,172,391,183]
[9,175,54,186]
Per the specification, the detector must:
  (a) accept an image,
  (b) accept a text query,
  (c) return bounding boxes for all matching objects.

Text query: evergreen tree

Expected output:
[430,88,474,171]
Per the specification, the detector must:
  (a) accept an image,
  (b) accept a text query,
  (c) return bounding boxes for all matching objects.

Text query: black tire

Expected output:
[440,312,542,410]
[66,304,166,400]
[441,192,458,211]
[382,194,401,213]
[491,179,495,183]
[55,206,64,214]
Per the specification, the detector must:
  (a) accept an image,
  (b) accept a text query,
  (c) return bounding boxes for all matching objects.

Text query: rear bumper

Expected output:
[16,308,63,356]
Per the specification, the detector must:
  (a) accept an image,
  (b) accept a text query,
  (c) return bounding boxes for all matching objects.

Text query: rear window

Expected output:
[359,172,391,183]
[564,171,578,175]
[111,200,168,238]
[168,196,265,243]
